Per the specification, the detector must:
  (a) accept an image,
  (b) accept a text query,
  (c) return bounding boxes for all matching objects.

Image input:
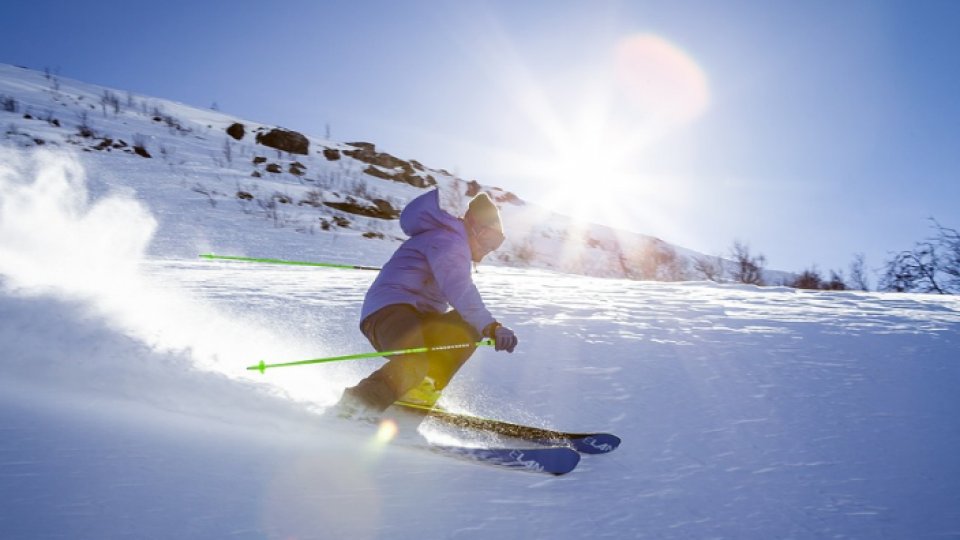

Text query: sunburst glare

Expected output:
[491,32,711,242]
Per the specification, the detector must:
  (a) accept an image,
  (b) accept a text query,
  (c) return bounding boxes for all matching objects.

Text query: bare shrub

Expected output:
[1,95,18,112]
[790,267,847,290]
[881,245,941,293]
[344,177,377,201]
[693,254,726,282]
[936,220,960,293]
[222,138,233,165]
[192,184,218,208]
[730,241,766,285]
[77,111,95,138]
[100,90,121,115]
[132,133,151,157]
[791,268,823,290]
[823,270,847,291]
[848,253,870,291]
[43,109,60,127]
[512,235,537,265]
[300,190,320,206]
[258,199,288,228]
[881,219,959,294]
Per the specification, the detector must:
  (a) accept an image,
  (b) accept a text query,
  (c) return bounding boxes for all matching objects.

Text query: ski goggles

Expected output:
[472,223,505,252]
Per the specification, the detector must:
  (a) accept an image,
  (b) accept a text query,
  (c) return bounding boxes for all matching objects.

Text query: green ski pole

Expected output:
[247,339,495,374]
[200,253,381,271]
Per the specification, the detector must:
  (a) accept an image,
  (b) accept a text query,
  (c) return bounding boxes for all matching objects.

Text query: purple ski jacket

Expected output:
[360,189,496,334]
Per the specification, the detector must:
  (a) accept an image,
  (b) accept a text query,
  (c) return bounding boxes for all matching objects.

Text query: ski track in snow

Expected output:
[4,257,959,539]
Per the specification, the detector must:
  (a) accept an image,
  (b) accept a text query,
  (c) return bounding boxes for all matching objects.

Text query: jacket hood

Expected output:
[399,189,465,237]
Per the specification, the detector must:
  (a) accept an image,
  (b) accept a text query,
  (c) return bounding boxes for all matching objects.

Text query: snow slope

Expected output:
[0,62,792,283]
[2,146,959,539]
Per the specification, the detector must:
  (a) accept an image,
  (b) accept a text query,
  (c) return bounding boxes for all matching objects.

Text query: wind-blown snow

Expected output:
[2,73,960,538]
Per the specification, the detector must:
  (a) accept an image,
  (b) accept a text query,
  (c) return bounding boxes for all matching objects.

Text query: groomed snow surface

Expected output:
[2,150,960,539]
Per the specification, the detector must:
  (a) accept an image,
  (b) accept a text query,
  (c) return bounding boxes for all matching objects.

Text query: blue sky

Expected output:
[2,0,959,277]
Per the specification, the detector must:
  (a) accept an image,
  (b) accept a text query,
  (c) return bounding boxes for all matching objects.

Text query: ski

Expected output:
[427,443,580,475]
[390,401,621,455]
[325,410,579,475]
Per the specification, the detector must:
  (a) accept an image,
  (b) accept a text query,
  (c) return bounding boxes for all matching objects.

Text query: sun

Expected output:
[493,33,710,232]
[537,119,639,226]
[449,23,712,251]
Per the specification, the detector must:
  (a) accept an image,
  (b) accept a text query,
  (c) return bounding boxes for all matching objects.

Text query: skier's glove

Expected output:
[484,322,518,353]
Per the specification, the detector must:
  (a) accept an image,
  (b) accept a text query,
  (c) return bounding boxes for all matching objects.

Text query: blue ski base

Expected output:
[430,444,581,475]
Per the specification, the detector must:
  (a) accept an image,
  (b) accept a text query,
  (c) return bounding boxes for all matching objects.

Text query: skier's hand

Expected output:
[493,325,518,353]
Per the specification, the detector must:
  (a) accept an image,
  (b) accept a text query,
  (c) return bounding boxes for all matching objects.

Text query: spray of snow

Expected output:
[0,148,152,295]
[0,146,350,406]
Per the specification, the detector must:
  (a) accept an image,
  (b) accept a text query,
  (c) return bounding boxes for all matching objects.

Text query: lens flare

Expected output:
[375,418,399,444]
[615,33,711,126]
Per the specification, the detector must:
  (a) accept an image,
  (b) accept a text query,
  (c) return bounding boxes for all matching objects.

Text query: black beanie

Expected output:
[466,193,502,232]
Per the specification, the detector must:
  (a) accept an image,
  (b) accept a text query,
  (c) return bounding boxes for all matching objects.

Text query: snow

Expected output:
[2,64,960,539]
[1,62,795,284]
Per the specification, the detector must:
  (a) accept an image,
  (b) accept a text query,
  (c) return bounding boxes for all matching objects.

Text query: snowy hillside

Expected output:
[2,65,960,539]
[0,62,786,282]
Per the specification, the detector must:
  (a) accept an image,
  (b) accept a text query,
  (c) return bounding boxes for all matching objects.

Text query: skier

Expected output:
[334,188,518,419]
